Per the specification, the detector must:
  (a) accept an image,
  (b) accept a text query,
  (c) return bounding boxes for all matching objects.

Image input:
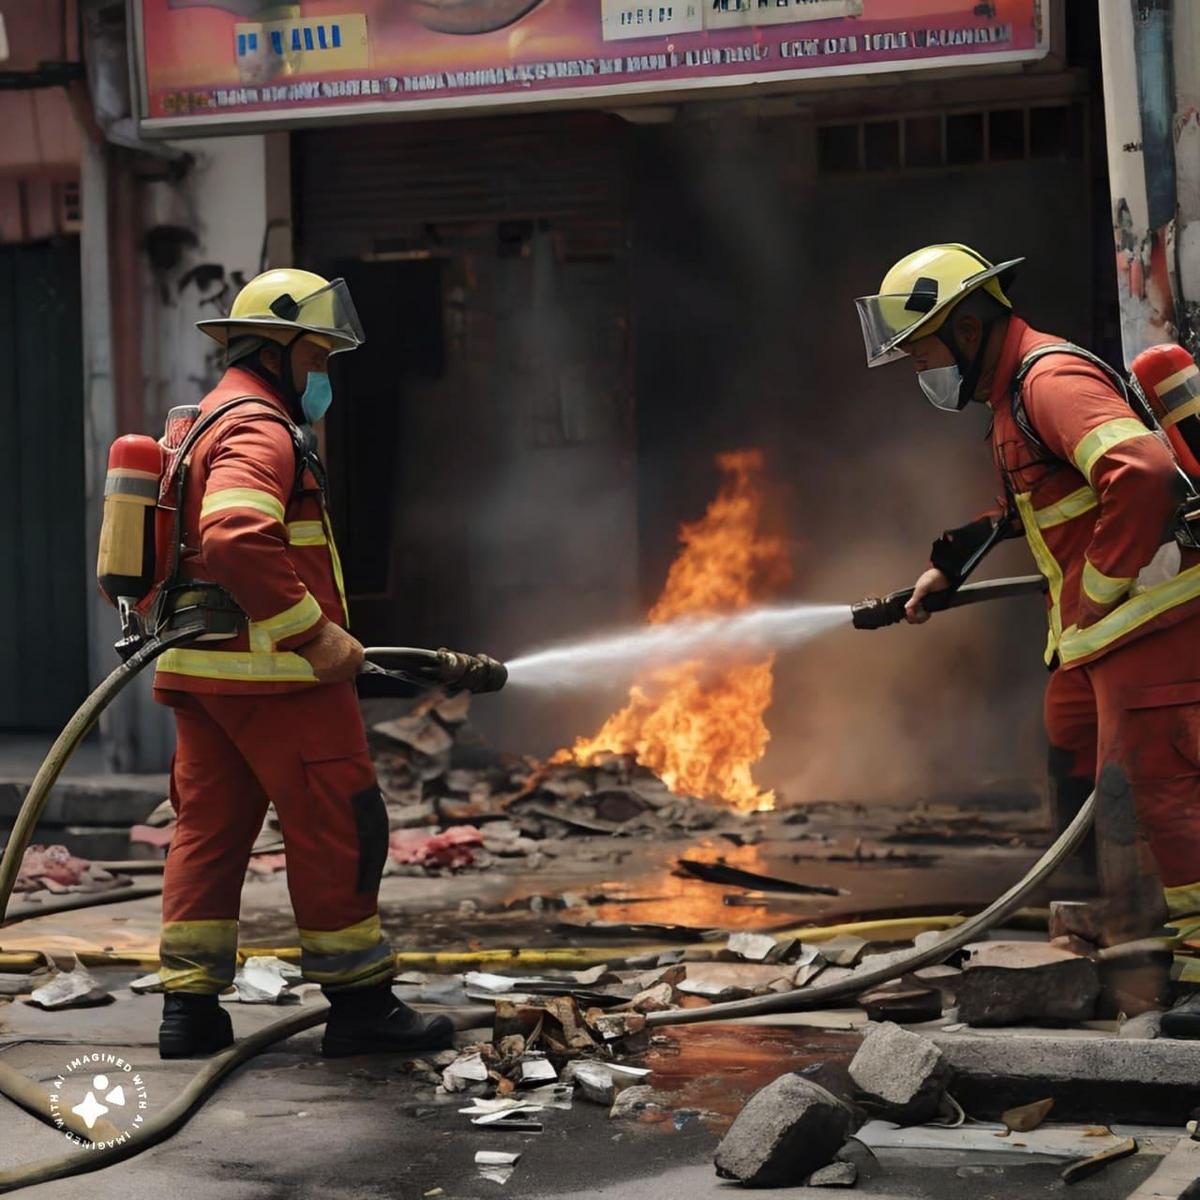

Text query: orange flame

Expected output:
[558,450,791,812]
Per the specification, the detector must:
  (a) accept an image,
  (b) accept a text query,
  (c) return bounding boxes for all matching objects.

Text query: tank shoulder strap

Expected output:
[173,395,318,497]
[160,397,319,605]
[1010,342,1136,464]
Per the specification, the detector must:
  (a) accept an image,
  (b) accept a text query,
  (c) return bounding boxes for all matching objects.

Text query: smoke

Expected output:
[426,113,1092,808]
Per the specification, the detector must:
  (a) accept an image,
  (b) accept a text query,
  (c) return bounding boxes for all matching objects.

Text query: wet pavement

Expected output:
[0,793,1169,1198]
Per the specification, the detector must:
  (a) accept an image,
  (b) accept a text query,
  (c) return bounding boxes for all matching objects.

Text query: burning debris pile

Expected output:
[369,449,798,874]
[557,450,792,814]
[369,691,740,876]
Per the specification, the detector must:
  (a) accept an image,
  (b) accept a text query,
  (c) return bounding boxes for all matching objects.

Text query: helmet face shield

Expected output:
[855,293,927,367]
[271,278,365,353]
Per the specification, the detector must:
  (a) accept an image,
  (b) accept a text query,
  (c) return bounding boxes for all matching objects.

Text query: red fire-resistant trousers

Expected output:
[1045,614,1200,907]
[155,682,394,993]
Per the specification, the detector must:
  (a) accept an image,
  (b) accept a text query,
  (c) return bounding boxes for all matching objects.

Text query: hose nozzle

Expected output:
[851,590,911,630]
[430,648,508,693]
[851,575,1048,630]
[361,646,508,693]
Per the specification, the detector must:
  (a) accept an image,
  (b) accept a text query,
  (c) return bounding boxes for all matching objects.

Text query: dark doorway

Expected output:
[321,256,445,636]
[0,239,87,729]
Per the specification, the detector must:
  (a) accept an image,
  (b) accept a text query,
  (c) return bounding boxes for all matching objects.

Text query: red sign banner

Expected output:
[134,0,1048,133]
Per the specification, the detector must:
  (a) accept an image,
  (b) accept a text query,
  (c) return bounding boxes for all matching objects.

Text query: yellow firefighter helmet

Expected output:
[197,268,365,353]
[855,244,1022,367]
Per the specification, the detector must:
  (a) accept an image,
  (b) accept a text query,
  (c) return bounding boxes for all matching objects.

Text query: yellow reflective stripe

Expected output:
[159,919,239,992]
[255,591,323,643]
[200,487,286,524]
[1014,492,1064,665]
[298,912,383,955]
[299,914,392,988]
[287,520,327,546]
[1165,882,1200,921]
[1072,418,1153,481]
[1082,559,1133,606]
[1162,394,1200,429]
[321,508,350,625]
[156,647,316,682]
[1034,485,1098,530]
[1058,561,1200,665]
[247,623,273,654]
[1154,363,1199,397]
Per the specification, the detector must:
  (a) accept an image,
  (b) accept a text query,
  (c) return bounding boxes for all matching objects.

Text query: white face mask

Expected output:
[917,364,964,412]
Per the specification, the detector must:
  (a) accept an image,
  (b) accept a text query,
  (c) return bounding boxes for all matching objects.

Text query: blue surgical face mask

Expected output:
[300,371,332,424]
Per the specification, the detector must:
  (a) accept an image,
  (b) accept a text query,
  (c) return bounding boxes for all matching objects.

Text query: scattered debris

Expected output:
[808,1161,858,1187]
[725,932,783,962]
[1001,1097,1054,1133]
[714,1074,855,1187]
[388,825,483,870]
[14,844,128,895]
[475,1150,520,1185]
[226,955,302,1004]
[565,1061,651,1106]
[848,1022,951,1125]
[956,941,1100,1027]
[26,963,112,1010]
[820,935,868,967]
[517,1056,557,1085]
[675,858,840,896]
[608,1085,663,1120]
[0,970,51,996]
[1060,1135,1137,1185]
[860,983,943,1024]
[442,1053,490,1092]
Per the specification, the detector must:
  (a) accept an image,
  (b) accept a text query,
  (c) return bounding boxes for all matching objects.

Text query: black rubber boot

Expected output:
[158,992,234,1059]
[320,981,455,1058]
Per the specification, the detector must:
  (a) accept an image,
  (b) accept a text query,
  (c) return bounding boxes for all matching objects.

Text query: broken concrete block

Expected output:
[848,1022,951,1125]
[808,1161,858,1187]
[957,941,1100,1027]
[714,1074,854,1187]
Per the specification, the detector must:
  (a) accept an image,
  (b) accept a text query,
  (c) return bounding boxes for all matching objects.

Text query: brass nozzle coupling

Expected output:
[432,649,508,693]
[850,590,911,630]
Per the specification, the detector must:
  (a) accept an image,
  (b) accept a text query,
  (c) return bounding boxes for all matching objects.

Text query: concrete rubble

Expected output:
[956,941,1100,1026]
[713,1073,856,1187]
[848,1022,952,1125]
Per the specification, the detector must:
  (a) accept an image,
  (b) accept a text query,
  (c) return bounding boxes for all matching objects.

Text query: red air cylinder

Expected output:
[1131,343,1200,478]
[96,434,164,608]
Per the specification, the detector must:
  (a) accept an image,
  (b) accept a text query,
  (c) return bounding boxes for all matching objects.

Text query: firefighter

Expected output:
[856,243,1200,944]
[153,268,453,1059]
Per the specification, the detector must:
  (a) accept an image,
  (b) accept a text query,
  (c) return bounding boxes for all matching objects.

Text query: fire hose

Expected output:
[0,576,1079,1189]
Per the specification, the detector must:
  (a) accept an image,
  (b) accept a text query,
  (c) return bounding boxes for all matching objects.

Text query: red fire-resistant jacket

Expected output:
[989,318,1200,670]
[153,367,350,695]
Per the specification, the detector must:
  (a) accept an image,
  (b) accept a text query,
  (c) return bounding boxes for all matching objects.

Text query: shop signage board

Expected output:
[134,0,1048,133]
